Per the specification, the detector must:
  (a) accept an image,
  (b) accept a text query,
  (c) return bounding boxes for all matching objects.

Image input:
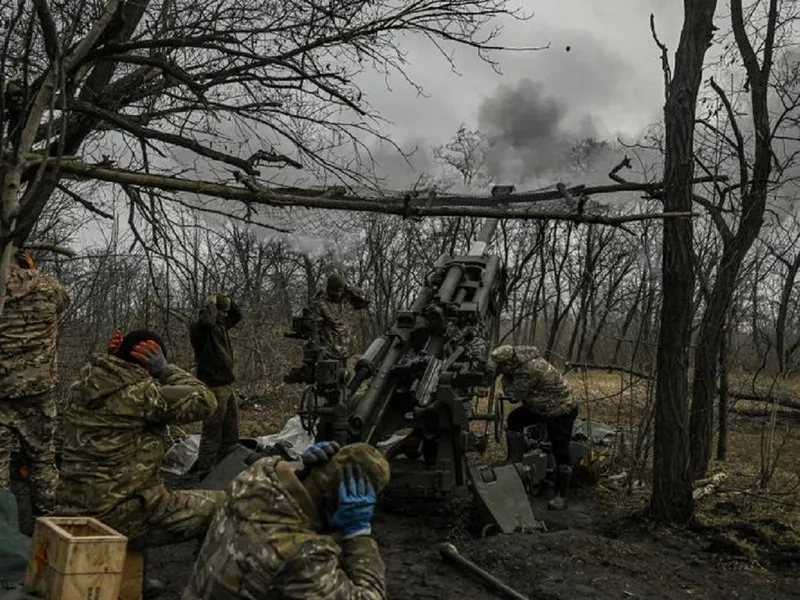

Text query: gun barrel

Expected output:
[468,219,499,256]
[349,335,391,393]
[349,342,405,436]
[475,255,501,316]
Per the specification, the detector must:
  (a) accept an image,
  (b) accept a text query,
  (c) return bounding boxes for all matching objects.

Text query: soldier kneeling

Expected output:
[489,345,578,511]
[57,330,225,594]
[184,441,390,600]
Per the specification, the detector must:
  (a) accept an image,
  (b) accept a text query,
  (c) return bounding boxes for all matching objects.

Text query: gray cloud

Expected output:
[478,78,577,182]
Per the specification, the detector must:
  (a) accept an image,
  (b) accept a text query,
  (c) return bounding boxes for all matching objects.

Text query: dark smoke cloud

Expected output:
[478,78,608,185]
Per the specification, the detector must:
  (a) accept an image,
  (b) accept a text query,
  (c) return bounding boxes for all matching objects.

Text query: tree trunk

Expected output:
[689,0,776,480]
[717,313,731,460]
[689,243,747,478]
[650,0,718,523]
[775,258,800,374]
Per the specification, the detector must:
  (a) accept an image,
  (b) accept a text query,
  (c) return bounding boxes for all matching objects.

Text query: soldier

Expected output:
[488,345,578,510]
[183,441,390,600]
[0,249,69,516]
[189,293,242,477]
[58,329,226,550]
[312,273,370,371]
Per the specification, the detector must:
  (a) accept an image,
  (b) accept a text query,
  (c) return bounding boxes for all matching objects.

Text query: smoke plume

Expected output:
[478,78,607,185]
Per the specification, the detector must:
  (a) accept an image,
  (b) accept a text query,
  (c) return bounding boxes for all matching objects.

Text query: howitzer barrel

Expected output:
[438,264,463,303]
[468,218,499,257]
[349,342,404,436]
[349,335,392,394]
[476,255,502,316]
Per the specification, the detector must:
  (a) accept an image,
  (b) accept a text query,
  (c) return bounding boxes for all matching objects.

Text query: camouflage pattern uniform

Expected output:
[312,283,370,367]
[490,345,577,467]
[0,263,69,514]
[184,445,389,600]
[496,346,574,418]
[57,354,225,548]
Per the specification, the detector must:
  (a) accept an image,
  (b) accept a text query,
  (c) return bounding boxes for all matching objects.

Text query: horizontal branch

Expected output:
[567,363,800,412]
[24,242,77,257]
[55,160,699,225]
[382,175,727,207]
[728,391,800,411]
[565,362,652,379]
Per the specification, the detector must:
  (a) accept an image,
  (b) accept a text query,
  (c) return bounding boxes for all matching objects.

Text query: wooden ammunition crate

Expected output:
[24,516,128,600]
[118,550,144,600]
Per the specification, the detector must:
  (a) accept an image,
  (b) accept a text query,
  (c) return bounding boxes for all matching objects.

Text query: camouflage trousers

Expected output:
[197,385,239,475]
[94,486,226,550]
[0,392,58,514]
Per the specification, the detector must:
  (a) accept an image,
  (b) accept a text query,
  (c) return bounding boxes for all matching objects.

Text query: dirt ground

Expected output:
[138,478,800,600]
[11,371,800,599]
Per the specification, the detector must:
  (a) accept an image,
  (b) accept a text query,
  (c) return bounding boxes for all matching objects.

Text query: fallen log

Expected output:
[728,391,800,411]
[564,362,651,379]
[565,362,800,411]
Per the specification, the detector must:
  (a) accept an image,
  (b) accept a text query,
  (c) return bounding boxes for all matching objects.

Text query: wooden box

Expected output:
[118,550,144,600]
[24,516,128,600]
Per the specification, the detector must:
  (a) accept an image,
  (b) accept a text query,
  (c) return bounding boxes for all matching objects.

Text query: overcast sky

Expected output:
[77,2,690,252]
[357,0,684,186]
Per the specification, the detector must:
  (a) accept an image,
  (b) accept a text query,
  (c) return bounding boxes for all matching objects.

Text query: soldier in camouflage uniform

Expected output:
[489,345,578,510]
[184,442,390,600]
[0,250,69,515]
[57,329,226,548]
[312,273,370,373]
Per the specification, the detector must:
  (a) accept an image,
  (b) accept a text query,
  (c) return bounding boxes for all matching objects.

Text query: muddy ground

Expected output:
[142,480,800,600]
[13,471,798,600]
[11,370,800,599]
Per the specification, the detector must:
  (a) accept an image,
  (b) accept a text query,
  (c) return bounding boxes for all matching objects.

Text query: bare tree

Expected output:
[649,1,719,523]
[689,0,783,480]
[0,0,537,314]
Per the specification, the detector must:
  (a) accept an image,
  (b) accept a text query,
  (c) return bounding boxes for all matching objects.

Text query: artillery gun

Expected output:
[288,188,556,532]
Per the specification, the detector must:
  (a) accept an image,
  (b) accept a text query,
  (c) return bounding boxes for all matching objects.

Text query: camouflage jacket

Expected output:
[58,355,217,515]
[183,457,386,600]
[312,286,369,361]
[0,265,69,397]
[503,346,574,417]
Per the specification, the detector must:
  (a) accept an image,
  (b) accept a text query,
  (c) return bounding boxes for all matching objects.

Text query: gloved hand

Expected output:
[302,441,340,468]
[107,329,123,354]
[329,463,377,539]
[130,340,167,379]
[15,250,36,270]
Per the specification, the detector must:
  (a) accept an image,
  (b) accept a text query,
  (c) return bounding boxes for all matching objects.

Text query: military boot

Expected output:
[548,465,572,511]
[505,431,526,464]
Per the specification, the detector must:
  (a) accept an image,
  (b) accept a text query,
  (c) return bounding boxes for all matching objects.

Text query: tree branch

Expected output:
[55,159,698,225]
[68,99,260,175]
[23,242,76,257]
[708,77,748,190]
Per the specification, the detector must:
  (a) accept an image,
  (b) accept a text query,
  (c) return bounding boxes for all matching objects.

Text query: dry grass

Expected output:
[465,370,800,539]
[189,367,800,543]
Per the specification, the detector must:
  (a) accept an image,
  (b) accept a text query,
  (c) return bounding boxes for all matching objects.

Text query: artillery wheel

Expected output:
[298,386,321,435]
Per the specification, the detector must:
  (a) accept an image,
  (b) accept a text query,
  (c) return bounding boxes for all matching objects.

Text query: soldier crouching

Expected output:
[56,329,225,550]
[184,441,390,600]
[489,345,578,511]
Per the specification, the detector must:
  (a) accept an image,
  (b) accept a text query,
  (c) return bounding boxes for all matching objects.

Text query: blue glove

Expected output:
[329,463,377,539]
[302,441,340,467]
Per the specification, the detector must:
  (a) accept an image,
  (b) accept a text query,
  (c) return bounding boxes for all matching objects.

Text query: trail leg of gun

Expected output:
[437,543,529,600]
